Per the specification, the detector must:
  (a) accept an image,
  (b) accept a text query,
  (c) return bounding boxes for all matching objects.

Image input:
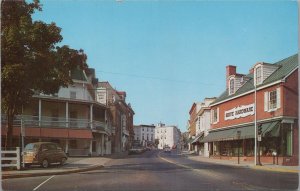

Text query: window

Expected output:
[229,78,235,95]
[264,88,281,111]
[269,90,277,110]
[142,128,144,131]
[255,66,262,85]
[212,108,219,124]
[70,91,76,99]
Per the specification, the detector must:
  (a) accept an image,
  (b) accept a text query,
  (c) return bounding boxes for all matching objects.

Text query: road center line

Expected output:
[33,175,55,191]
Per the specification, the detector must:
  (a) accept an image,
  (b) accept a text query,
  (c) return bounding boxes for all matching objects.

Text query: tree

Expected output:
[1,0,88,148]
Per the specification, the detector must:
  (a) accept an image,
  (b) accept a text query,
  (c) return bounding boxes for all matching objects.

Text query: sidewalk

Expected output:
[1,156,112,179]
[184,152,299,174]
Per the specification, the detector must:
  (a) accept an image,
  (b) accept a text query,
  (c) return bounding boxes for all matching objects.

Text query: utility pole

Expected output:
[254,83,257,165]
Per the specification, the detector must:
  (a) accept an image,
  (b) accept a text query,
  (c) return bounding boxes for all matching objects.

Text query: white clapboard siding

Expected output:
[262,65,279,81]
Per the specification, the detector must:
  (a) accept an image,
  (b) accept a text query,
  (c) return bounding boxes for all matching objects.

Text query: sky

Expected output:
[32,0,298,132]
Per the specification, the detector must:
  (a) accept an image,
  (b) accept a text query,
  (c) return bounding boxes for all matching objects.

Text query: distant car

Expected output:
[23,142,68,168]
[129,146,145,155]
[164,146,171,153]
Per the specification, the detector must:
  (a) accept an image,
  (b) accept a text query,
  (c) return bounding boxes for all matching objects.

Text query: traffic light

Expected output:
[258,125,262,135]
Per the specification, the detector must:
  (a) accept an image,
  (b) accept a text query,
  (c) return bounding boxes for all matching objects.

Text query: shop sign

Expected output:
[225,103,255,120]
[96,88,107,105]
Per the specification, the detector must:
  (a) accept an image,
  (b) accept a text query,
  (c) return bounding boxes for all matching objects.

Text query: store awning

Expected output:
[201,120,281,142]
[187,137,194,144]
[191,132,204,144]
[201,128,236,143]
[262,121,281,137]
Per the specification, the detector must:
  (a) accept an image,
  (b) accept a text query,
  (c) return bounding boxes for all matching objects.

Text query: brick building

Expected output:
[202,54,298,166]
[97,82,134,153]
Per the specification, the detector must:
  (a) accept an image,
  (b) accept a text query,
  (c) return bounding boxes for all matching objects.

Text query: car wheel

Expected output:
[42,159,49,168]
[60,157,67,166]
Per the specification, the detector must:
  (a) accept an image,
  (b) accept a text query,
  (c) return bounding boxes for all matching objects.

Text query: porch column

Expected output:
[90,104,93,129]
[89,140,93,156]
[101,134,105,156]
[66,102,69,128]
[65,140,69,154]
[38,99,42,127]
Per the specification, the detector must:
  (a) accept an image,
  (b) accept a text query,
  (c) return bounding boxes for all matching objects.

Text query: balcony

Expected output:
[1,115,106,130]
[92,120,111,135]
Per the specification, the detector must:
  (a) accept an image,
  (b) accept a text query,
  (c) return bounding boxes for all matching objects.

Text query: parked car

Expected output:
[23,142,68,168]
[164,146,171,153]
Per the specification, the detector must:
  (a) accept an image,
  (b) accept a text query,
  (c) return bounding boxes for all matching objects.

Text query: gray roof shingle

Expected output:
[212,54,298,105]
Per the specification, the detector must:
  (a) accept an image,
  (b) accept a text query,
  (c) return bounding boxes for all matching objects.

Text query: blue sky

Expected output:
[32,1,298,132]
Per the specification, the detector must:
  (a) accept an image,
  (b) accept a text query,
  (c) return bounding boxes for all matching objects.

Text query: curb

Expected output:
[250,165,299,174]
[185,155,299,174]
[2,165,104,179]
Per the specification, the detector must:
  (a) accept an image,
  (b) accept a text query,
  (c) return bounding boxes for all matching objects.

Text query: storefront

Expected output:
[202,54,298,166]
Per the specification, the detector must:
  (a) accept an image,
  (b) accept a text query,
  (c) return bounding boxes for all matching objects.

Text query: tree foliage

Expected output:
[1,0,88,148]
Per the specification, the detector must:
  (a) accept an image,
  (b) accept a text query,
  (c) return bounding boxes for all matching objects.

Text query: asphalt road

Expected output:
[2,150,298,191]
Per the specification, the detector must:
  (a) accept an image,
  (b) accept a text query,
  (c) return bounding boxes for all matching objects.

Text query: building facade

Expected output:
[187,102,202,152]
[2,68,112,157]
[155,123,181,149]
[202,54,298,166]
[97,82,135,153]
[191,98,216,157]
[133,124,155,147]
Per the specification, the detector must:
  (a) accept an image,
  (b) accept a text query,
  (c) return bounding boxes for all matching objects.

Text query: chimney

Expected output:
[226,65,236,89]
[249,67,254,74]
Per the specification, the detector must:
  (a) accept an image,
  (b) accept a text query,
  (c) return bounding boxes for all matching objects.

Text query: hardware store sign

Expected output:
[225,103,255,120]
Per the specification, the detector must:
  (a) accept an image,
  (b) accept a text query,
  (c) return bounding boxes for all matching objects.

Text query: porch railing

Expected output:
[1,115,108,130]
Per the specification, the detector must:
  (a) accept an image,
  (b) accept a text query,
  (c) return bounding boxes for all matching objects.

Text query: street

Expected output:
[2,150,298,191]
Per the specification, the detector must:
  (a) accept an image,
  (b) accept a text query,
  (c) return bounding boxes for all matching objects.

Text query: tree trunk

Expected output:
[5,110,14,149]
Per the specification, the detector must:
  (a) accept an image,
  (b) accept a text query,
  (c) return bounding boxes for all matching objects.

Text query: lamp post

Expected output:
[236,130,241,164]
[254,81,257,165]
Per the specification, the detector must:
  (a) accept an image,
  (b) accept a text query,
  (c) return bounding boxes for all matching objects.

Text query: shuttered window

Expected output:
[264,87,281,111]
[269,90,277,110]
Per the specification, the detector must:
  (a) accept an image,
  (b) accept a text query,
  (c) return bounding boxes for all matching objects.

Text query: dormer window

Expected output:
[229,78,235,95]
[255,65,263,85]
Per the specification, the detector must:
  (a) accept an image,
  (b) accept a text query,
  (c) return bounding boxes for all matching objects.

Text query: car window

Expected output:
[47,144,57,150]
[24,143,39,151]
[41,144,48,151]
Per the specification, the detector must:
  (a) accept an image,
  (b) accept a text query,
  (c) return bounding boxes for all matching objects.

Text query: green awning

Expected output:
[201,120,281,142]
[191,132,204,144]
[201,128,236,142]
[263,121,281,137]
[187,137,194,143]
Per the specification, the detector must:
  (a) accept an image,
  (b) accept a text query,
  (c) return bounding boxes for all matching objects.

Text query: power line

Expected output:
[96,70,223,87]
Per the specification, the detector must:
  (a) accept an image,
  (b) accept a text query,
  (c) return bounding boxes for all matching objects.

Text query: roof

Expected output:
[212,54,298,105]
